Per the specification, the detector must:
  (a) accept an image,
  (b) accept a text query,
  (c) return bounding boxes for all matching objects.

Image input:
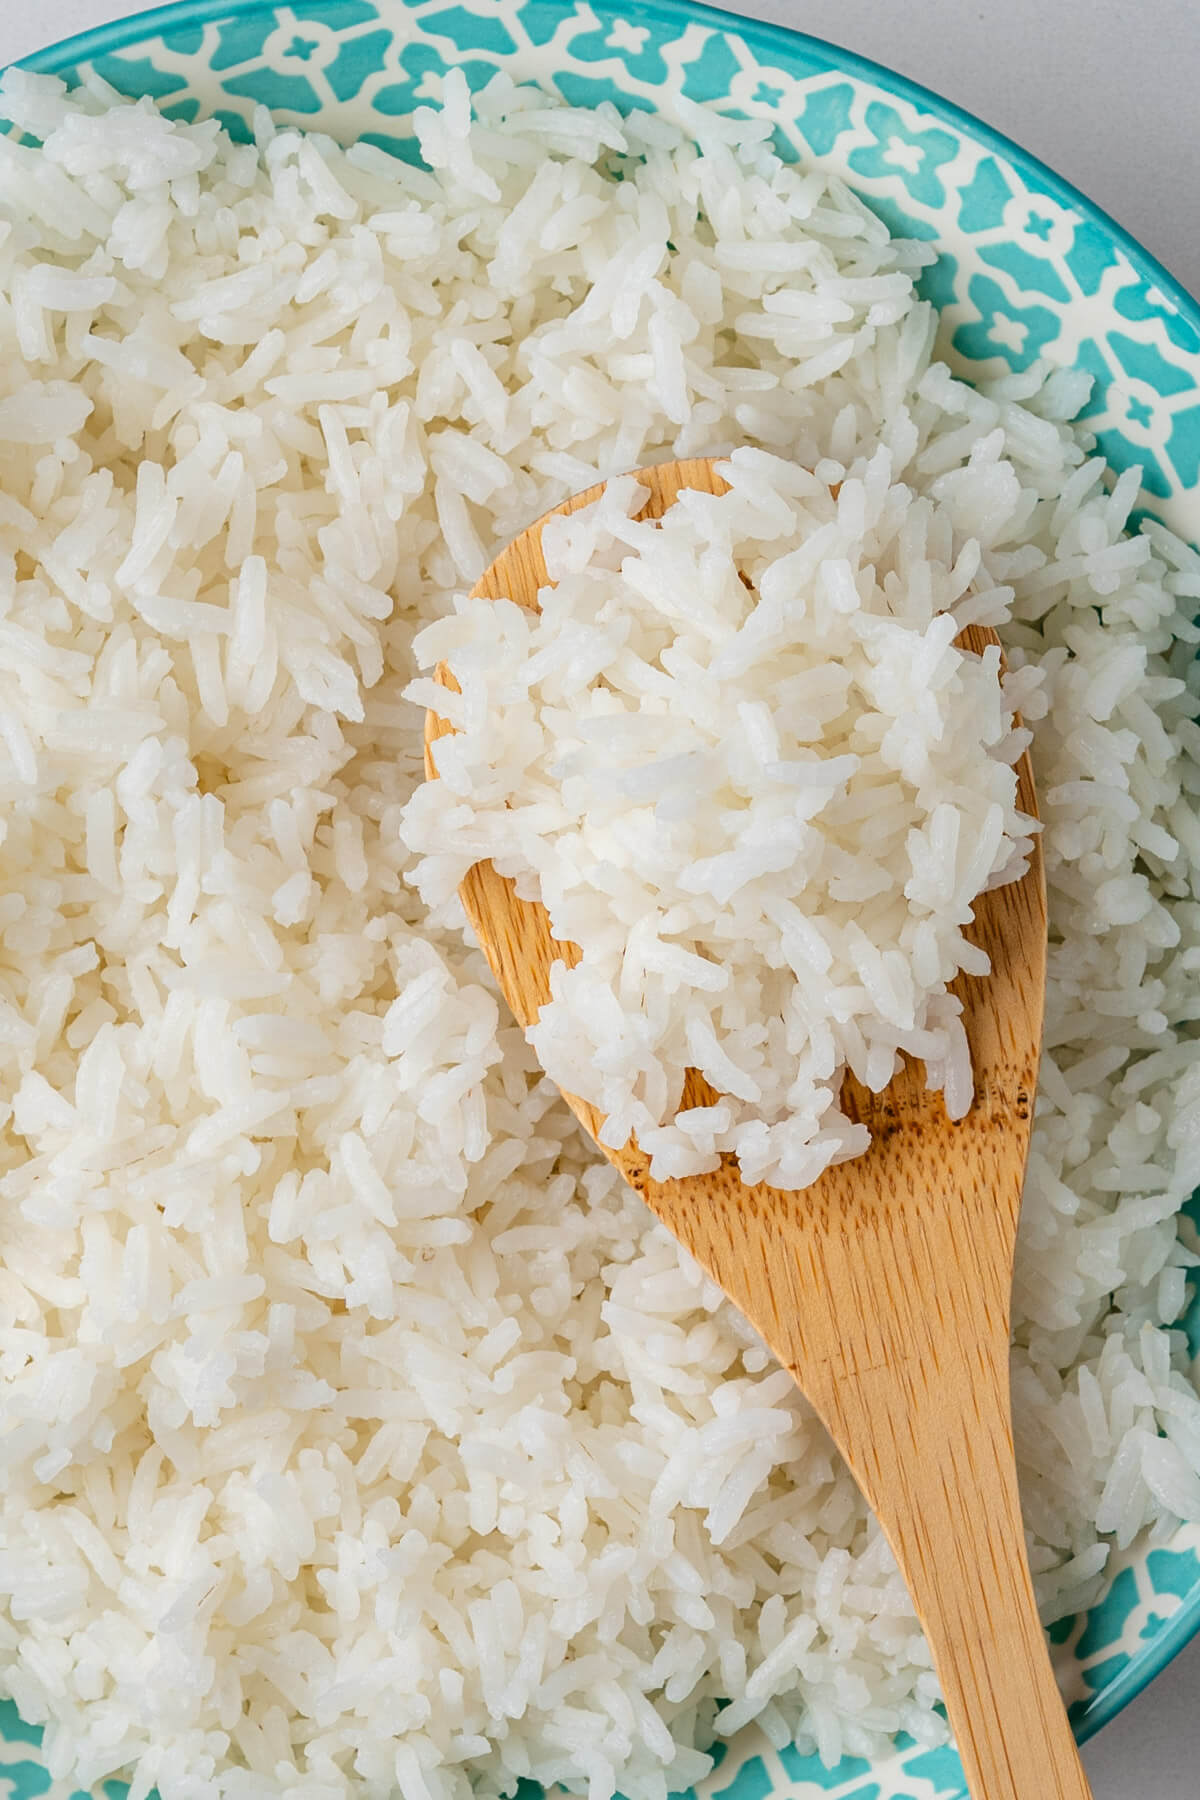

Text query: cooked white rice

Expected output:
[406,453,1036,1186]
[0,61,1198,1800]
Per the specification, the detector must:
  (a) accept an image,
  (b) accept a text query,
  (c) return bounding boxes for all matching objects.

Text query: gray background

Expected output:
[9,0,1200,1792]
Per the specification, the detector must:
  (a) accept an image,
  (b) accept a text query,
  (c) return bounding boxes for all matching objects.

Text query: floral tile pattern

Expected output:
[8,3,1200,1798]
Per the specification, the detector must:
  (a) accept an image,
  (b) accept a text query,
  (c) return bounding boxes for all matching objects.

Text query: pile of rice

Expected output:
[405,454,1036,1186]
[1,61,1200,1800]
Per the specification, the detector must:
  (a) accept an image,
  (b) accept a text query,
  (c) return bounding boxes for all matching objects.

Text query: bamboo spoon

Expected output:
[423,458,1092,1800]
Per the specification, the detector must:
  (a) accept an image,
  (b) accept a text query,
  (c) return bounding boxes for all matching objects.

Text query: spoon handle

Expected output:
[784,1233,1093,1800]
[820,1345,1089,1797]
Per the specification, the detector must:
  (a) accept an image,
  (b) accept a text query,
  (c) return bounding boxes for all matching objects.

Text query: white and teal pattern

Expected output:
[10,3,1200,1797]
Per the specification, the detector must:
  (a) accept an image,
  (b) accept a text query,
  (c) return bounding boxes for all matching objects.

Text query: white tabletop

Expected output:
[7,1,1200,1794]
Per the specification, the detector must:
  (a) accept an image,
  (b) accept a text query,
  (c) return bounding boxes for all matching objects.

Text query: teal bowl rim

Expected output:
[10,0,1200,1764]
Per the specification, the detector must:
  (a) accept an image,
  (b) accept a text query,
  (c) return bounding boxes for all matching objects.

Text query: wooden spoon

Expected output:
[424,458,1091,1800]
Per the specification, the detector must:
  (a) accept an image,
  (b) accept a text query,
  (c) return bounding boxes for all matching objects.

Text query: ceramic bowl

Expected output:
[7,4,1200,1797]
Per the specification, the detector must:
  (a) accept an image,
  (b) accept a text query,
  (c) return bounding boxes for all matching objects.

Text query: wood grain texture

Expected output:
[424,458,1091,1800]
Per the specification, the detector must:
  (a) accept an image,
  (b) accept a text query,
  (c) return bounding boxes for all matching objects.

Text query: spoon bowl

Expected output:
[424,457,1089,1800]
